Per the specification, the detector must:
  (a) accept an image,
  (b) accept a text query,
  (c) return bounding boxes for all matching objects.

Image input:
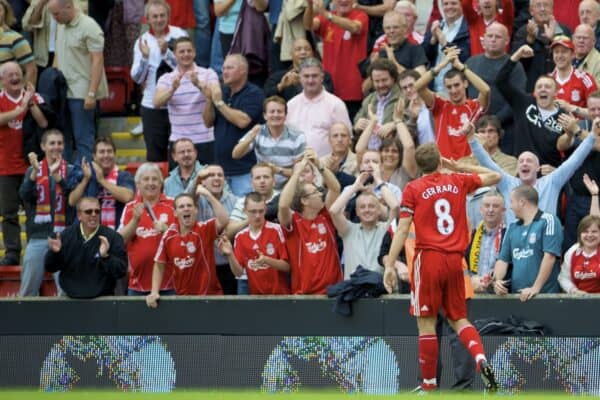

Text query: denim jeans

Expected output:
[210,19,224,76]
[237,278,249,295]
[20,238,61,296]
[226,172,253,197]
[193,0,212,67]
[67,98,97,164]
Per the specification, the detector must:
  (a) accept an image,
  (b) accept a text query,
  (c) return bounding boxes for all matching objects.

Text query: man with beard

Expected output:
[163,138,207,197]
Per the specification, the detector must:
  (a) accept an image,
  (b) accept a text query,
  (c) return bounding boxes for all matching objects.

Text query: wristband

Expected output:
[215,100,225,108]
[431,69,438,77]
[327,12,333,21]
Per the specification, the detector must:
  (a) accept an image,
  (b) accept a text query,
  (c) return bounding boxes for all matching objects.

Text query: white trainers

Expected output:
[131,122,143,136]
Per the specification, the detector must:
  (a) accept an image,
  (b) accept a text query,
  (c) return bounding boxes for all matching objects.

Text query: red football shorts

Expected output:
[410,249,467,320]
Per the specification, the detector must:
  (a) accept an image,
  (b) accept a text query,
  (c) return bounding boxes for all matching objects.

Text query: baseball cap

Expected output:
[550,36,574,51]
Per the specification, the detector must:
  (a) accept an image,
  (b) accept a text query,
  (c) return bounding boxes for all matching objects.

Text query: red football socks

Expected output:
[458,324,486,371]
[418,334,439,389]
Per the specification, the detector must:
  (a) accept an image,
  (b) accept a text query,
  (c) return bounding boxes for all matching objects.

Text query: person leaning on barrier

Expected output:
[218,192,291,295]
[44,196,127,298]
[493,185,563,301]
[558,174,600,294]
[146,191,229,307]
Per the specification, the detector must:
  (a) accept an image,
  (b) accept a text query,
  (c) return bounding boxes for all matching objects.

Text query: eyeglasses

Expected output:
[82,209,101,215]
[302,186,326,198]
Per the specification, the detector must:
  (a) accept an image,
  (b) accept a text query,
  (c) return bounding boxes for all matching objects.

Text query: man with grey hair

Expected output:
[204,54,264,196]
[573,23,600,84]
[47,0,108,163]
[286,57,352,157]
[579,0,600,49]
[0,61,47,266]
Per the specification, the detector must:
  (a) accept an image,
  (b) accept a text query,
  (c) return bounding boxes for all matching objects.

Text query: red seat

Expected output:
[0,266,57,297]
[125,161,170,178]
[100,66,134,115]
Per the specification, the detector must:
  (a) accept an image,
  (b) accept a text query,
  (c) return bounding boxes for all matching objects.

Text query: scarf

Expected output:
[99,166,120,229]
[468,222,503,274]
[34,158,67,232]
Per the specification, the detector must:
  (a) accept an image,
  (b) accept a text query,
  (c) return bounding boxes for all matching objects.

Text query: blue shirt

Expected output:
[498,210,563,294]
[214,82,264,176]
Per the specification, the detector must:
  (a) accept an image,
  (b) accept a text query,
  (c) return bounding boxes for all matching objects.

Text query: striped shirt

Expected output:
[244,124,306,169]
[0,28,35,66]
[156,65,218,143]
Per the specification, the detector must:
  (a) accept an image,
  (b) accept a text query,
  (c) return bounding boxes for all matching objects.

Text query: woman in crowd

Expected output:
[118,163,176,296]
[559,174,600,294]
[356,101,417,189]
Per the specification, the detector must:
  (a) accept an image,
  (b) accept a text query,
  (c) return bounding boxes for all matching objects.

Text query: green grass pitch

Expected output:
[0,390,595,400]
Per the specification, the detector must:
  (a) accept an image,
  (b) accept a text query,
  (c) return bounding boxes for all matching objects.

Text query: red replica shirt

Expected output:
[0,90,43,175]
[317,10,369,101]
[154,218,222,295]
[165,0,195,28]
[120,196,176,292]
[552,68,597,108]
[570,248,600,293]
[400,172,482,253]
[462,0,514,56]
[431,96,481,160]
[234,221,290,295]
[284,209,342,294]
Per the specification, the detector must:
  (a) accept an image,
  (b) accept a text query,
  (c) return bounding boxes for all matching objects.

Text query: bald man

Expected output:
[467,118,599,224]
[47,0,108,163]
[574,24,600,84]
[579,0,600,49]
[466,22,527,135]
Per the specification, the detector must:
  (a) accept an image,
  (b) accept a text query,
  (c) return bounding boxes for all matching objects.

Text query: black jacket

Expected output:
[45,224,127,298]
[327,266,387,316]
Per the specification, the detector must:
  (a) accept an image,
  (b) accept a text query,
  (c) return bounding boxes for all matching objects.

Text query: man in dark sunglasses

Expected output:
[44,196,127,298]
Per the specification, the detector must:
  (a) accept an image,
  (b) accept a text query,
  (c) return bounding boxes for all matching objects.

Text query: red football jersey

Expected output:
[570,248,600,293]
[317,9,368,101]
[283,209,342,294]
[400,172,482,253]
[0,90,43,175]
[233,221,290,295]
[154,218,222,295]
[431,96,481,160]
[552,68,597,108]
[120,197,176,292]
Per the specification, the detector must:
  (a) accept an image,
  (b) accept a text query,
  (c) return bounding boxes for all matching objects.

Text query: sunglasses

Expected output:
[82,209,101,215]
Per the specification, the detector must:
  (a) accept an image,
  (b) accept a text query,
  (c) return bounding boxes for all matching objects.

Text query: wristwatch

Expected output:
[215,100,225,108]
[327,12,333,21]
[87,91,96,98]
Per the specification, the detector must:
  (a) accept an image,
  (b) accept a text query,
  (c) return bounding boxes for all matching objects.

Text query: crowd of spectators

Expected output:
[0,0,598,304]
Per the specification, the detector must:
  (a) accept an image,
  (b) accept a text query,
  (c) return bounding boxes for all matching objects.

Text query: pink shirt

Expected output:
[286,89,352,157]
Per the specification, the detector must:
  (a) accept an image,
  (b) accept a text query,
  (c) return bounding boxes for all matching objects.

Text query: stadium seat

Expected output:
[0,266,57,297]
[100,66,135,116]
